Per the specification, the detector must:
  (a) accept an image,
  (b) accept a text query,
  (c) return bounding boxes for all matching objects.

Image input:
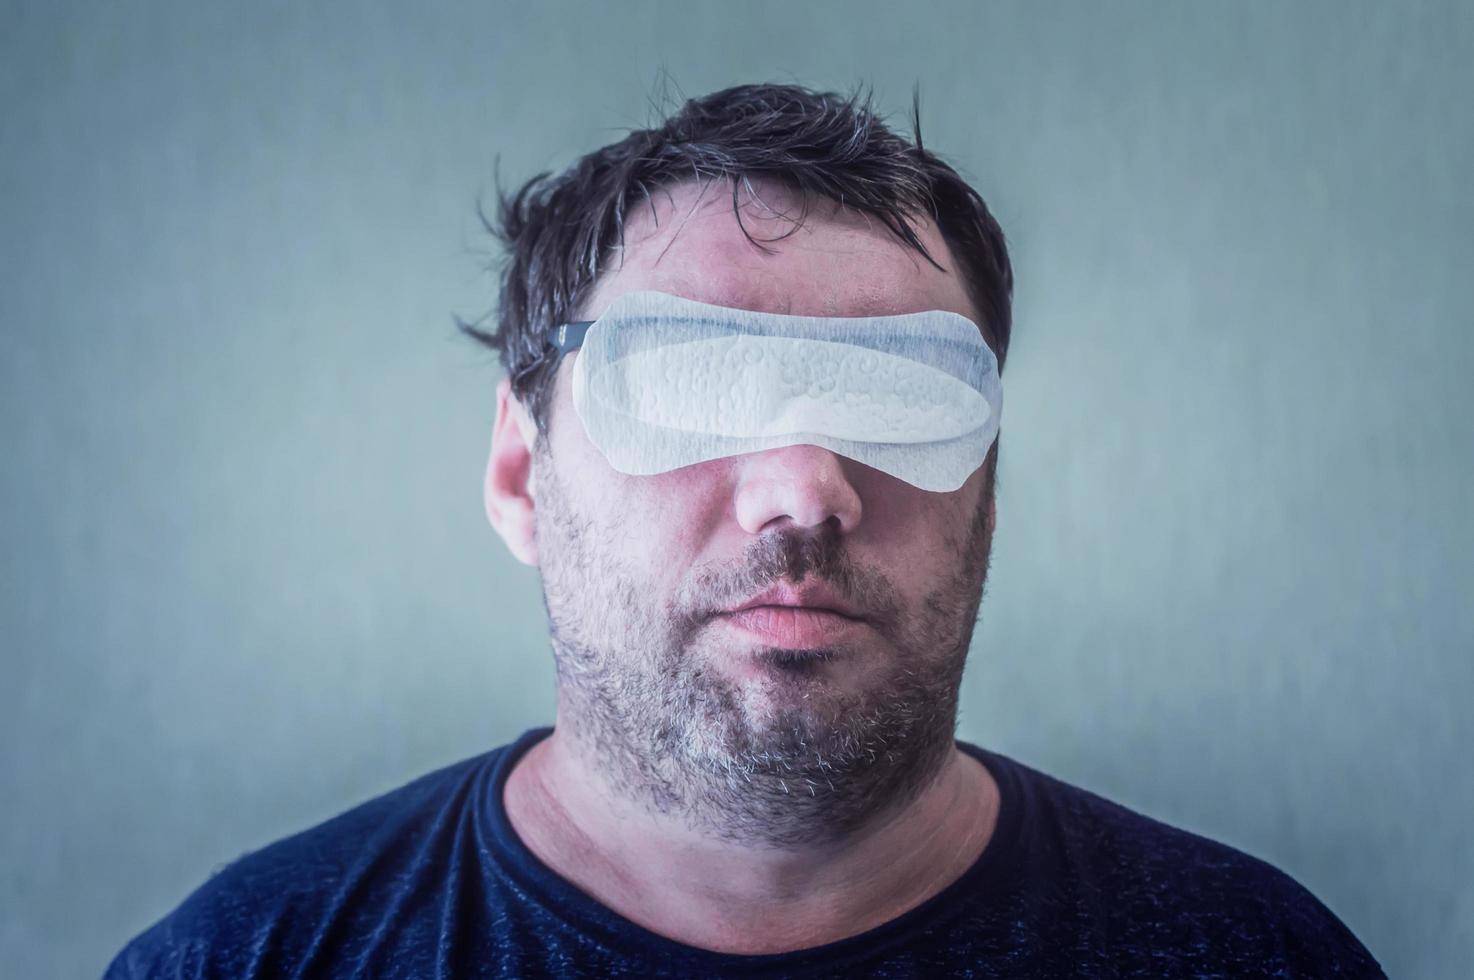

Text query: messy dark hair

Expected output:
[461,82,1014,445]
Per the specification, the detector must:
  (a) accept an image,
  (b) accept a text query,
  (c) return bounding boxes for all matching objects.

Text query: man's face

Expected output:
[511,179,996,842]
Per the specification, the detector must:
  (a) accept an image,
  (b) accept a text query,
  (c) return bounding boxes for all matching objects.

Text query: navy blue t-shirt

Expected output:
[106,728,1382,978]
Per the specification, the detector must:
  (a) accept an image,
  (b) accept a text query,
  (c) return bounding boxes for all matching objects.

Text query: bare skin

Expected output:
[485,178,1002,954]
[505,732,996,954]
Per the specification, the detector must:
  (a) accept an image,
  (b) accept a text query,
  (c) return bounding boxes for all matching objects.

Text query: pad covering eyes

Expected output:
[569,291,1002,492]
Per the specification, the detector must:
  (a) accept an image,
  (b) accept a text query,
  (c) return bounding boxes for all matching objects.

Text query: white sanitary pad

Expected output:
[568,291,1002,492]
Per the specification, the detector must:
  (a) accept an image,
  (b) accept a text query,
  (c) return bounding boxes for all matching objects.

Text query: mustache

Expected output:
[676,525,898,628]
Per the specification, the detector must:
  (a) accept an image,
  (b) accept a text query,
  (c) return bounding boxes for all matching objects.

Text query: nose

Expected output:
[732,443,863,535]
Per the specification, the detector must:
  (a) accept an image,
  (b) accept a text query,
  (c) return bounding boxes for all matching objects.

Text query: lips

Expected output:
[723,583,865,621]
[715,582,869,648]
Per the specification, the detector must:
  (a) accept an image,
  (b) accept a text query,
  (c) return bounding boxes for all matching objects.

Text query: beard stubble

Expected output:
[531,449,994,847]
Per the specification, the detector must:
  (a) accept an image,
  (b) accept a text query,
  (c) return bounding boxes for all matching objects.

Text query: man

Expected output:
[108,84,1381,977]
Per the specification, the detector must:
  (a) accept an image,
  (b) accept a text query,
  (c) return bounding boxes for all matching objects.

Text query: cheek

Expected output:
[569,464,730,586]
[624,464,732,554]
[860,481,982,571]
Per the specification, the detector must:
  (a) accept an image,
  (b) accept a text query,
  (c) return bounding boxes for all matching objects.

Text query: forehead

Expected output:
[576,178,980,326]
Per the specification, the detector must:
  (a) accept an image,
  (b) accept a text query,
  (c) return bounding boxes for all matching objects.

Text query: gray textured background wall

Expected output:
[3,2,1470,976]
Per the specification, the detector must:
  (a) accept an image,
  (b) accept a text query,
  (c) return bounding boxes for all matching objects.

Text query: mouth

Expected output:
[722,582,866,621]
[711,578,871,649]
[714,604,868,648]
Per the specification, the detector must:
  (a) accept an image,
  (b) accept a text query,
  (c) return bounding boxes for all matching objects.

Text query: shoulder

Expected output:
[105,744,514,980]
[967,746,1384,975]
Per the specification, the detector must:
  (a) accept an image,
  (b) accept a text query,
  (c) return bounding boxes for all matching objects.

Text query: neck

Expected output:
[503,719,1000,954]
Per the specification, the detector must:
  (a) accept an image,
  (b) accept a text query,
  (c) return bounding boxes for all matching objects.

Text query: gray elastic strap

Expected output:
[549,321,593,354]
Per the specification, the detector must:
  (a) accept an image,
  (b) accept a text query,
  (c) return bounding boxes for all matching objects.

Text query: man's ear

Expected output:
[484,376,541,566]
